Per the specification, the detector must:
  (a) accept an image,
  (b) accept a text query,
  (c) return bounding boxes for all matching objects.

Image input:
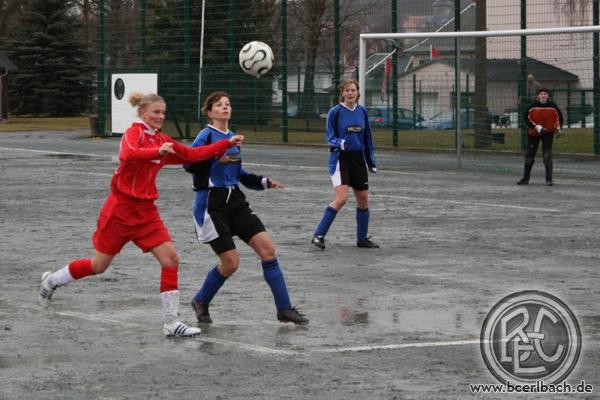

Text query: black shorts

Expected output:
[337,151,368,191]
[206,187,266,255]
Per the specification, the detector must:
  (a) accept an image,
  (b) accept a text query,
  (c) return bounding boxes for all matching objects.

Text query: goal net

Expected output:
[358,25,600,168]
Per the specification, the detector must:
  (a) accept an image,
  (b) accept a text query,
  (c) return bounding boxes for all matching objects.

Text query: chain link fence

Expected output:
[93,0,600,158]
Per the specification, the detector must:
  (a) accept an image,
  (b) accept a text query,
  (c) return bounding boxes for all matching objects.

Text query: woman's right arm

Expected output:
[326,107,345,150]
[525,104,537,129]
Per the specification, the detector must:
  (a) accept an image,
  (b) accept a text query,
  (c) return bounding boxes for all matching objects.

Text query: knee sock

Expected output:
[50,258,94,288]
[194,266,227,305]
[314,206,338,237]
[262,258,291,312]
[356,207,370,241]
[160,266,178,293]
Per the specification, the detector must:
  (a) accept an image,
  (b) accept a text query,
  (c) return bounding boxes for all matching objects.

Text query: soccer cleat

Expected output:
[517,177,529,185]
[190,299,213,323]
[277,307,309,325]
[39,271,57,305]
[163,320,201,337]
[311,235,325,250]
[546,179,553,186]
[356,237,380,248]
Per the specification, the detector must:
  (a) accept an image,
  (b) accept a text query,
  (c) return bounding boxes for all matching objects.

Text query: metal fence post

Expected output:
[281,0,288,143]
[97,0,106,137]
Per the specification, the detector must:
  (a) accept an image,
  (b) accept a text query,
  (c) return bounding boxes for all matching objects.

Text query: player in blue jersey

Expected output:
[185,91,308,326]
[311,79,379,250]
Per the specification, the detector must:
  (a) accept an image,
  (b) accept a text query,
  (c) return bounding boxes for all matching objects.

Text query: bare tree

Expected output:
[0,0,23,37]
[287,0,329,117]
[286,0,367,116]
[553,0,591,25]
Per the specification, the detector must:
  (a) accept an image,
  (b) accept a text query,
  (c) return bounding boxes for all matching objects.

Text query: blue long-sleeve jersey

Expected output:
[185,125,269,190]
[184,125,270,242]
[326,103,377,175]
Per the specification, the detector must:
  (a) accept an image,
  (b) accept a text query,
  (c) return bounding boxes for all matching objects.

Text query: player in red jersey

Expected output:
[38,92,244,337]
[518,88,563,186]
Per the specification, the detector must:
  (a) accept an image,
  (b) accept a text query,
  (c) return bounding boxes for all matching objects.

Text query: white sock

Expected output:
[161,290,181,324]
[50,265,74,287]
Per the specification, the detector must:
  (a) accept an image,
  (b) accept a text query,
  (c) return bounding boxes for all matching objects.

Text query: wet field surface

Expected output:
[1,131,599,399]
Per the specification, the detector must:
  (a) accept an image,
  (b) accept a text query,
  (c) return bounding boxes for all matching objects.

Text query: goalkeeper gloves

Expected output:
[555,128,563,140]
[535,125,549,135]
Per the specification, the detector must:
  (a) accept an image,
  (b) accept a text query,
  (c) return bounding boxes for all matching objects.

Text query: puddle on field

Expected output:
[333,296,478,334]
[0,354,74,369]
[42,153,95,161]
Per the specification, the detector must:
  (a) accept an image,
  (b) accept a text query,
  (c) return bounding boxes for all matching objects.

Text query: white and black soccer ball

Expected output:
[239,41,274,78]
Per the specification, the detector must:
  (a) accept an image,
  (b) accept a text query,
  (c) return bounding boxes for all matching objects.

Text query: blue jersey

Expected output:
[326,104,377,175]
[185,125,269,242]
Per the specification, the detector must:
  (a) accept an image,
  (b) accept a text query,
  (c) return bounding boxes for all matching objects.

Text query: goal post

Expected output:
[358,25,600,163]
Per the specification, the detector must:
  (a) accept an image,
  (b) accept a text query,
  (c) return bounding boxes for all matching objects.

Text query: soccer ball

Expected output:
[239,41,274,78]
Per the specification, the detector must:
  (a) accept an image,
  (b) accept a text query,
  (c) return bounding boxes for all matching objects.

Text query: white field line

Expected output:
[0,146,110,159]
[317,339,481,354]
[22,304,480,356]
[282,186,563,213]
[369,193,561,213]
[243,162,419,175]
[53,169,113,178]
[24,304,143,328]
[194,337,302,356]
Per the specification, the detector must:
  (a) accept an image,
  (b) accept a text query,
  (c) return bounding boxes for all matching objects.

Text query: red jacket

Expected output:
[111,122,231,201]
[526,101,563,137]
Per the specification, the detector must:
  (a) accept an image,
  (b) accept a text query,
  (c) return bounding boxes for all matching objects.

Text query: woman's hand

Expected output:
[269,179,284,189]
[229,135,244,146]
[158,142,175,156]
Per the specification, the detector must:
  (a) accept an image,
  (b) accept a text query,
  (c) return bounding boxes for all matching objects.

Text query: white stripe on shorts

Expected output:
[193,209,219,243]
[331,160,342,187]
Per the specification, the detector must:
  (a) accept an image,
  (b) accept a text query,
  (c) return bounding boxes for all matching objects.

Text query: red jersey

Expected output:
[111,122,231,201]
[526,101,563,137]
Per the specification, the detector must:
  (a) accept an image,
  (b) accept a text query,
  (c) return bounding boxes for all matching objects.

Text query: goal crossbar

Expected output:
[358,25,600,105]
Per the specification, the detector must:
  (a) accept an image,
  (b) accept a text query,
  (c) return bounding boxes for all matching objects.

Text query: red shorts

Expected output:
[92,193,172,256]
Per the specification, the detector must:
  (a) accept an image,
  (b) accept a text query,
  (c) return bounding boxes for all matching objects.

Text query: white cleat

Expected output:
[39,271,56,306]
[163,320,201,337]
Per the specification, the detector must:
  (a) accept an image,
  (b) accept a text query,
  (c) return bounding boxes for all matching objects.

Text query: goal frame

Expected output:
[358,25,600,164]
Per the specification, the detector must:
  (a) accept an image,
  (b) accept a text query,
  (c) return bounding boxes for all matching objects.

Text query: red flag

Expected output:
[381,57,392,100]
[385,57,392,77]
[430,45,440,59]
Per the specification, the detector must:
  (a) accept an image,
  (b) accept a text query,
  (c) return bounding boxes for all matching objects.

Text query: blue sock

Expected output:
[314,206,338,237]
[262,258,291,312]
[356,207,370,241]
[194,266,227,304]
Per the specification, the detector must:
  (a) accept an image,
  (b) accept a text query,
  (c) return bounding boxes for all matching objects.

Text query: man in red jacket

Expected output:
[517,88,563,186]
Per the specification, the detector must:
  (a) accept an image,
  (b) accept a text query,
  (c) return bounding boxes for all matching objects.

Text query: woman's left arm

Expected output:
[239,167,283,190]
[362,107,377,172]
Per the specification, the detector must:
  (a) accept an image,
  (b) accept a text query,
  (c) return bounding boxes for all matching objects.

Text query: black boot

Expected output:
[518,157,533,185]
[277,307,309,325]
[191,299,213,323]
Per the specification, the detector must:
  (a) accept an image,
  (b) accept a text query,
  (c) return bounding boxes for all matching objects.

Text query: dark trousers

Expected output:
[522,134,553,182]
